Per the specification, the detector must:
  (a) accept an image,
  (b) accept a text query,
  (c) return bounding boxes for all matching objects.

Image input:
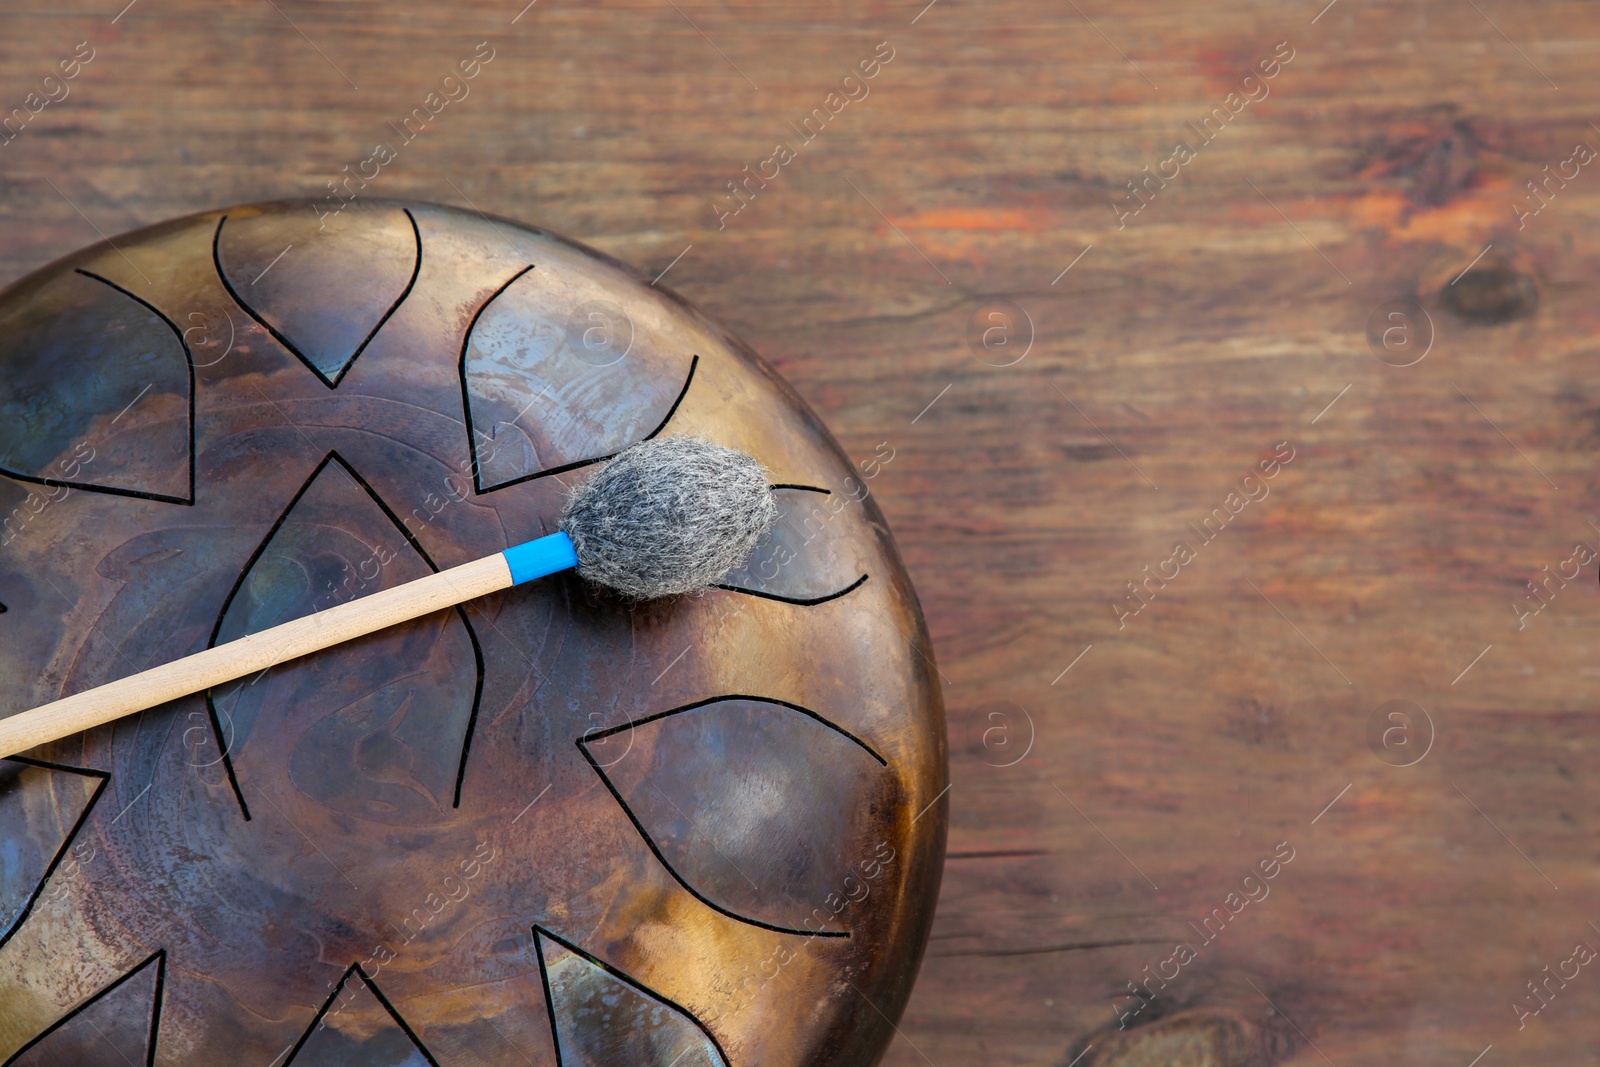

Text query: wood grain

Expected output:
[3,1,1600,1064]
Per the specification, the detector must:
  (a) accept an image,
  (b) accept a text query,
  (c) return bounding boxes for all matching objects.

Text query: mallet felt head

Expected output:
[559,436,779,599]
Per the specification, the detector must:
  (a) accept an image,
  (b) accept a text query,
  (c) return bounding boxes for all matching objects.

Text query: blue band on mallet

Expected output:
[502,531,580,586]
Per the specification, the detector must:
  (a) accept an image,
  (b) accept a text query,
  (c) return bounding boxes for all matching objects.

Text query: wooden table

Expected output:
[4,1,1600,1064]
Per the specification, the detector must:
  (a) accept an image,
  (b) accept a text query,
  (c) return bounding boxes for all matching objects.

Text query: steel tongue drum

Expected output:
[0,200,946,1067]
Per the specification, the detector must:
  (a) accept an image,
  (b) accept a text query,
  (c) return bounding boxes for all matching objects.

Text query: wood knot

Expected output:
[1439,264,1537,325]
[1070,1010,1261,1067]
[1358,114,1480,207]
[1405,128,1479,207]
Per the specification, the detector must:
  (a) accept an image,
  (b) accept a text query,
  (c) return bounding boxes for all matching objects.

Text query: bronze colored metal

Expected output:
[0,200,947,1066]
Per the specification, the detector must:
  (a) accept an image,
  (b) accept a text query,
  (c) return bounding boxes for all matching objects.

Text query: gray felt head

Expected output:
[559,436,779,599]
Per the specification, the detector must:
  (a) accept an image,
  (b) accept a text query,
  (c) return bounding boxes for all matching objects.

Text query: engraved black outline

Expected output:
[713,484,867,604]
[457,263,699,493]
[458,263,533,494]
[204,451,485,820]
[0,270,196,506]
[472,352,697,491]
[533,924,731,1067]
[212,208,422,389]
[0,755,110,953]
[711,573,869,606]
[281,962,440,1067]
[0,947,166,1067]
[581,694,886,765]
[577,695,889,938]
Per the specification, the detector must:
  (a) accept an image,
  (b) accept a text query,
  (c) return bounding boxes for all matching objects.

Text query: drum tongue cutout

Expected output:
[561,436,779,599]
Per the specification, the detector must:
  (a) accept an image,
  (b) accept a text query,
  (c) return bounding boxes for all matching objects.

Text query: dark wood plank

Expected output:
[4,1,1600,1064]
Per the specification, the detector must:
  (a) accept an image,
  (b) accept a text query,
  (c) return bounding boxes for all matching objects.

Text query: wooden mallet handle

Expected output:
[0,533,579,758]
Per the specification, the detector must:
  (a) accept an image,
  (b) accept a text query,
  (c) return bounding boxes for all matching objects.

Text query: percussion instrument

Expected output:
[0,199,946,1067]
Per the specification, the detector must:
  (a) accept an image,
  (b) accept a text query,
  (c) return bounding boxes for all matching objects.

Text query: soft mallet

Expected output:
[0,436,778,758]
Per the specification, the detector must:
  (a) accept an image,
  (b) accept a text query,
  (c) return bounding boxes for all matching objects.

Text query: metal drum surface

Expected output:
[0,199,946,1067]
